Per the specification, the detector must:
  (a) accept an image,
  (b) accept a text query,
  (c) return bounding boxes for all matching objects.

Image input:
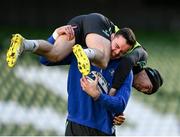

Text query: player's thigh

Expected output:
[53,35,75,59]
[85,33,111,57]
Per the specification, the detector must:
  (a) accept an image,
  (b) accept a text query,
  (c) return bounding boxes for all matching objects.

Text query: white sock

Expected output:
[84,48,96,60]
[23,40,39,52]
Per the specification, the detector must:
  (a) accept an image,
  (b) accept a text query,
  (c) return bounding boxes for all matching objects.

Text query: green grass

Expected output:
[0,124,58,136]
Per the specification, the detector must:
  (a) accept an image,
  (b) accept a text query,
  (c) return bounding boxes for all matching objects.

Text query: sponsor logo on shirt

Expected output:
[109,27,112,35]
[102,29,110,37]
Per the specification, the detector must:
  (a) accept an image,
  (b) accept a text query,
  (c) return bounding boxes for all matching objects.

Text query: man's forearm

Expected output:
[96,71,133,114]
[96,93,126,114]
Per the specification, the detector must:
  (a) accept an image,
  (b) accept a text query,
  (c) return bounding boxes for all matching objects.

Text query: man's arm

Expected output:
[80,71,133,114]
[96,71,133,114]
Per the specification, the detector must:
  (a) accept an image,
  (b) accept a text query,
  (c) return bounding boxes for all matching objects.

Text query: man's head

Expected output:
[133,67,163,95]
[111,28,136,59]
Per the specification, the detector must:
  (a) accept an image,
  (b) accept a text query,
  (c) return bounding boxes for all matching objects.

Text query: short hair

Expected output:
[115,28,136,47]
[144,67,163,95]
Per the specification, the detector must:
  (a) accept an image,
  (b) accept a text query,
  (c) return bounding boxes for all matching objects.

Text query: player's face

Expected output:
[110,35,131,59]
[133,70,153,94]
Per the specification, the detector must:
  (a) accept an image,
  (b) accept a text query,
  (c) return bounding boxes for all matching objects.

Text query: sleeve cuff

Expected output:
[48,36,55,44]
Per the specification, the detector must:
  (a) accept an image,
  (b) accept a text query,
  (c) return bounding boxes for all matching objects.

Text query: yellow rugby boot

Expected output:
[73,44,90,76]
[6,34,24,68]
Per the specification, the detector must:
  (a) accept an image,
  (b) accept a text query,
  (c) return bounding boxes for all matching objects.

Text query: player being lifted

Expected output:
[7,13,158,94]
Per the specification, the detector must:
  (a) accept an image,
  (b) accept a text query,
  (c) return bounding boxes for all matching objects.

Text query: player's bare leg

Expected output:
[6,34,75,68]
[85,33,111,69]
[35,35,75,62]
[72,34,111,76]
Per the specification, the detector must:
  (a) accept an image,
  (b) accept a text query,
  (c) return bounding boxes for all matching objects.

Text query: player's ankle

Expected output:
[23,40,39,52]
[84,48,96,60]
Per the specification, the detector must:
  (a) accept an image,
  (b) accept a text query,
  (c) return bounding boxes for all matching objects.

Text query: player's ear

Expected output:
[111,33,115,40]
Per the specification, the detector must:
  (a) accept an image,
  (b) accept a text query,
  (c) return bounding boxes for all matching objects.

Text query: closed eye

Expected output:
[115,44,120,49]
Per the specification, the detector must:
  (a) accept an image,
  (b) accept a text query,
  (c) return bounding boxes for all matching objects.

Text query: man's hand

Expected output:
[80,75,100,100]
[113,113,125,126]
[53,25,77,41]
[109,88,117,96]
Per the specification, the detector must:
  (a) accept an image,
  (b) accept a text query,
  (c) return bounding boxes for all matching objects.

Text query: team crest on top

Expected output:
[109,68,115,77]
